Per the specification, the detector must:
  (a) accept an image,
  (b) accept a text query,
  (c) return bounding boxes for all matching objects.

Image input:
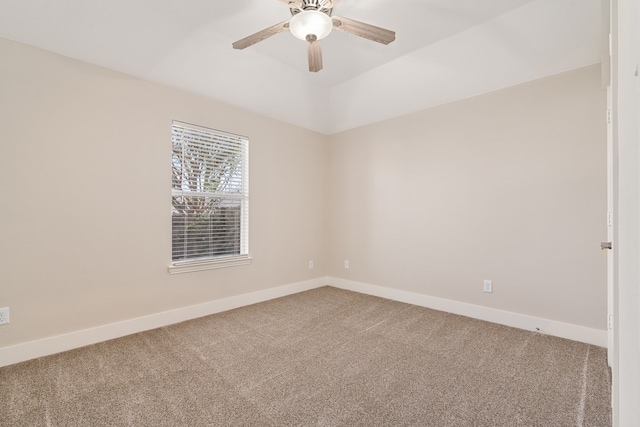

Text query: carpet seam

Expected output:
[576,345,591,427]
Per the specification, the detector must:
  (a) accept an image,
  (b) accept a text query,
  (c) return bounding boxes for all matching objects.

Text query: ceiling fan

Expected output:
[232,0,396,72]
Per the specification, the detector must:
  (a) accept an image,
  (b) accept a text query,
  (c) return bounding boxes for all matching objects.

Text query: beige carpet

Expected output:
[0,286,611,426]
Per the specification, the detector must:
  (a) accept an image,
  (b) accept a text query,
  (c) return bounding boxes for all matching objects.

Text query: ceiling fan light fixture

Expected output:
[289,10,333,41]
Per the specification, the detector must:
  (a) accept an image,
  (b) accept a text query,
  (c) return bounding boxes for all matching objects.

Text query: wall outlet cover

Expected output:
[0,307,9,325]
[483,280,493,293]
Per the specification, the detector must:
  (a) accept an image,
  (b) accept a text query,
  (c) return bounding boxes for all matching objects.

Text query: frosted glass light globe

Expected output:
[289,10,333,41]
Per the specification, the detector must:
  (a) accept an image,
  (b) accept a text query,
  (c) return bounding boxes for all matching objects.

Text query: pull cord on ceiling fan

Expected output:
[232,0,396,72]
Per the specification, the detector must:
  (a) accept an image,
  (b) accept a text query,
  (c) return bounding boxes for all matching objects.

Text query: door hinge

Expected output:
[608,314,613,330]
[607,109,612,124]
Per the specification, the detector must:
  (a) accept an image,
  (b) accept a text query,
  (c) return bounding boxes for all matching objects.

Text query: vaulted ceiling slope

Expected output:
[0,0,602,134]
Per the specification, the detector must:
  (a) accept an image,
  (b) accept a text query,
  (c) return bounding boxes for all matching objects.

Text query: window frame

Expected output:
[168,120,251,274]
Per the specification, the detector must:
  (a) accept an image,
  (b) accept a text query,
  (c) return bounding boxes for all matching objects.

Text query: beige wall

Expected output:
[0,37,329,346]
[0,36,607,351]
[328,64,607,330]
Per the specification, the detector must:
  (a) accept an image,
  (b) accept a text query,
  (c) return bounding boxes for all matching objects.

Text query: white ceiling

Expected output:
[0,0,602,134]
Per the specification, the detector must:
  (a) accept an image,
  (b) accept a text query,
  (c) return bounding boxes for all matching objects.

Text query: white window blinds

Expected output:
[171,121,249,268]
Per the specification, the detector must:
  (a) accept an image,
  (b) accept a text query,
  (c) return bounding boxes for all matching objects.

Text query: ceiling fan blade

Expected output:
[332,16,395,45]
[232,20,290,50]
[278,0,303,10]
[306,36,323,72]
[319,0,340,8]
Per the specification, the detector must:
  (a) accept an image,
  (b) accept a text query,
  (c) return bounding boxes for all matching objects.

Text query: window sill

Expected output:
[168,255,252,275]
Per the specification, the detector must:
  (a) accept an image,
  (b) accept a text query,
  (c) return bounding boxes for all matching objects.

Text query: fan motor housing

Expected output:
[291,0,332,16]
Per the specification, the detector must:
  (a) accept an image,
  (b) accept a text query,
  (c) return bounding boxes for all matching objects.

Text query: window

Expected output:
[169,121,250,274]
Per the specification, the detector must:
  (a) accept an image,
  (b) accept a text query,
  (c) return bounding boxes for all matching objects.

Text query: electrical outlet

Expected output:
[483,280,493,293]
[0,307,9,325]
[308,260,314,269]
[344,260,350,269]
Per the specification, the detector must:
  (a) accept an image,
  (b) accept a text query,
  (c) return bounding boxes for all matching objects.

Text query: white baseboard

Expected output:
[329,277,608,347]
[1,276,606,368]
[0,277,329,368]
